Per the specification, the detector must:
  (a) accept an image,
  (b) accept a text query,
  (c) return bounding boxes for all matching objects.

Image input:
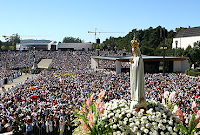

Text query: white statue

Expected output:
[130,36,146,109]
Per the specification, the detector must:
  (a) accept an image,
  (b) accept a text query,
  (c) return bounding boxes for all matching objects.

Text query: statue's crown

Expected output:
[131,35,140,48]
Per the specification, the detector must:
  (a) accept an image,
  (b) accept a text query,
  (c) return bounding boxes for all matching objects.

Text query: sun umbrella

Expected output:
[29,87,35,90]
[30,95,37,99]
[186,86,192,89]
[193,96,198,99]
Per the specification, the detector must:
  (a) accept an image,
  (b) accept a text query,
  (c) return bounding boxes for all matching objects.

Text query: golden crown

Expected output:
[131,36,140,48]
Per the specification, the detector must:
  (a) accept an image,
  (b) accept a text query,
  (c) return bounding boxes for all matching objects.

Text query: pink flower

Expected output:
[168,91,176,103]
[100,102,105,114]
[98,91,105,98]
[88,111,94,127]
[86,98,90,109]
[162,98,166,105]
[164,91,169,98]
[90,93,94,101]
[95,98,101,109]
[197,122,200,128]
[80,120,89,132]
[192,101,197,113]
[173,105,183,121]
[197,110,200,118]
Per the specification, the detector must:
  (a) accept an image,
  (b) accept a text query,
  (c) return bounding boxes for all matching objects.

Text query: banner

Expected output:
[53,73,76,78]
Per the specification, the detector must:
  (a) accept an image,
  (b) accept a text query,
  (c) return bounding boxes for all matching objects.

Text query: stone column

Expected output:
[115,60,121,74]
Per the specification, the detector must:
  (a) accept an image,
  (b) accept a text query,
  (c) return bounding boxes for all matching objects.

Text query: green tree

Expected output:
[63,37,84,43]
[9,46,14,50]
[1,45,6,50]
[0,40,2,51]
[3,33,20,50]
[102,26,178,55]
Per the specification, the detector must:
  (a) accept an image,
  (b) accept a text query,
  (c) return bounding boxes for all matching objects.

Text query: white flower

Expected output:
[109,118,113,123]
[115,131,121,135]
[127,113,131,118]
[145,123,151,128]
[135,120,140,126]
[129,118,134,123]
[141,126,145,131]
[138,112,143,117]
[162,119,167,123]
[133,126,138,132]
[144,128,149,134]
[168,126,173,132]
[129,122,135,127]
[123,121,127,125]
[169,120,173,125]
[119,121,122,125]
[173,127,178,132]
[160,132,164,135]
[140,109,144,113]
[117,109,121,113]
[113,124,117,129]
[124,117,128,122]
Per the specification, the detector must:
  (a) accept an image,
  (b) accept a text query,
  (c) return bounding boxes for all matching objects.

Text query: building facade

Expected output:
[16,39,93,51]
[172,27,200,49]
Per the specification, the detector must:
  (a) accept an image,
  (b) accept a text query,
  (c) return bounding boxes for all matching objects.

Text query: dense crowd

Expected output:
[0,50,199,134]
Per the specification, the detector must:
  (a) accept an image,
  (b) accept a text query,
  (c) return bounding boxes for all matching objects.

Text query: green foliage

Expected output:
[63,37,84,43]
[9,46,14,50]
[185,69,200,77]
[103,26,176,56]
[175,27,187,32]
[176,113,200,135]
[1,45,6,50]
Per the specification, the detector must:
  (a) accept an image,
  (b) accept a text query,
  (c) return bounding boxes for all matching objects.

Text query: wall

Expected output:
[173,60,190,72]
[58,43,93,51]
[172,36,200,49]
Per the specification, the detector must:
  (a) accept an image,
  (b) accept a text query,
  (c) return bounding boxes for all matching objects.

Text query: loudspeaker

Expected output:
[96,38,100,44]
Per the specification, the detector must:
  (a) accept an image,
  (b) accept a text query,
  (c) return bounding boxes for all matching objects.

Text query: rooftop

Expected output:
[176,27,200,38]
[92,55,187,62]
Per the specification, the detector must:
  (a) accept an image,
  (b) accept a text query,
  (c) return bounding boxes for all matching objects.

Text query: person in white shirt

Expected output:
[46,117,53,135]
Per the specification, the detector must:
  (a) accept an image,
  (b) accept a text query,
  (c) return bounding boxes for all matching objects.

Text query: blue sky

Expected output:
[0,0,199,43]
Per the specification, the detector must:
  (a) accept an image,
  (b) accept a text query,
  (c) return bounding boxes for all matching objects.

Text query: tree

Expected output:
[1,45,6,50]
[3,33,20,50]
[63,37,84,43]
[102,26,177,55]
[0,40,2,51]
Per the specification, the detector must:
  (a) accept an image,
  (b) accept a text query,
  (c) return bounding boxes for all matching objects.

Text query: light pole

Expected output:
[160,28,167,76]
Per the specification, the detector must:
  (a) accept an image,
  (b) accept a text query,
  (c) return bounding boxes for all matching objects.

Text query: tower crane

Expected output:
[88,28,123,43]
[2,35,18,50]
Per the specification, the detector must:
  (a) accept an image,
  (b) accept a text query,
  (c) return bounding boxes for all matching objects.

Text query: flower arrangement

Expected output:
[73,91,112,135]
[73,90,200,135]
[101,99,181,135]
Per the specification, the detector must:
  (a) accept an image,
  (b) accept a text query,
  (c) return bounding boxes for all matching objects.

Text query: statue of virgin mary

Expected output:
[130,36,146,109]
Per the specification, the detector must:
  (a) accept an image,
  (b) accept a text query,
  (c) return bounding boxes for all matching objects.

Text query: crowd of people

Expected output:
[0,50,199,134]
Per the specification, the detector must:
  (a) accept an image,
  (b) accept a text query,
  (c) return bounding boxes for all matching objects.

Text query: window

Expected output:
[175,41,178,48]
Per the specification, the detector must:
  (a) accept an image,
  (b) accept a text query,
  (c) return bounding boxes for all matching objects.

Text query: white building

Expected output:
[16,39,58,50]
[172,27,200,49]
[58,43,93,51]
[16,39,93,51]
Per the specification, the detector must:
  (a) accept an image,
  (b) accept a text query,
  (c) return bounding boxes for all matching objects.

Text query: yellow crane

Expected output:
[2,35,16,50]
[88,28,123,43]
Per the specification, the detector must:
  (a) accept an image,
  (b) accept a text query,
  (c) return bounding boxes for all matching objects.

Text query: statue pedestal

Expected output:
[130,100,146,110]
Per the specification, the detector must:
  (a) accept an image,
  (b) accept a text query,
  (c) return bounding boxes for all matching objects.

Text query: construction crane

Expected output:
[88,28,123,43]
[2,35,18,50]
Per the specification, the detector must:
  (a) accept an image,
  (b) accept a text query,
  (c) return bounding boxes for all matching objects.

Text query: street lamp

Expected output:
[160,46,167,76]
[160,27,167,76]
